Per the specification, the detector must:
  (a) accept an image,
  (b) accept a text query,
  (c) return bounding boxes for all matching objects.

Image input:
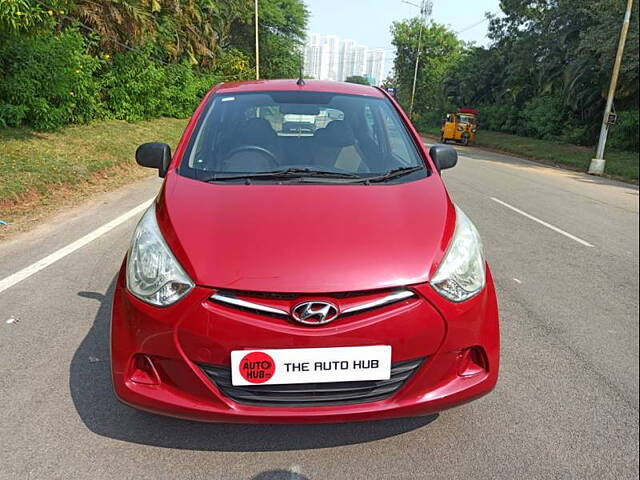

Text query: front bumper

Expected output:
[111,262,500,423]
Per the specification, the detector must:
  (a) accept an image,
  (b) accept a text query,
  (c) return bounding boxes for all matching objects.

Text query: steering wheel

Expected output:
[225,145,279,169]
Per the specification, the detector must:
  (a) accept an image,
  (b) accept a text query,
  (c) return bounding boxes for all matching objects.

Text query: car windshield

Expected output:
[180,91,426,182]
[458,114,476,125]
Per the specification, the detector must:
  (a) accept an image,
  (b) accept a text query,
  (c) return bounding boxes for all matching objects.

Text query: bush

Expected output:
[560,122,591,146]
[478,105,503,131]
[0,31,226,129]
[162,64,219,118]
[520,95,567,140]
[412,110,445,132]
[0,30,101,129]
[100,53,221,121]
[99,50,168,121]
[608,110,639,152]
[478,104,522,134]
[0,0,60,34]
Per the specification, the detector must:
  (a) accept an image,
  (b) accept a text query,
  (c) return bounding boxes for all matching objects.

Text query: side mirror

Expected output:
[429,145,457,172]
[135,142,171,177]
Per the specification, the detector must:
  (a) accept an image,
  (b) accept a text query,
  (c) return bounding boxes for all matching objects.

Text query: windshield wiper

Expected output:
[204,168,361,182]
[357,165,425,184]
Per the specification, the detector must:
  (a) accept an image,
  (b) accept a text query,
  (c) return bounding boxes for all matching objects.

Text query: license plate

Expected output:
[230,345,391,386]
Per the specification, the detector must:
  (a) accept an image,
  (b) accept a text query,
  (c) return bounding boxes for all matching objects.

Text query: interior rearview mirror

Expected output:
[135,142,171,177]
[280,104,321,115]
[429,145,458,172]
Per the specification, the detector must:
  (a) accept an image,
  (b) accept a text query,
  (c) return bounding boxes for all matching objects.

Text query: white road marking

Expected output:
[490,197,595,248]
[0,199,153,295]
[513,278,522,284]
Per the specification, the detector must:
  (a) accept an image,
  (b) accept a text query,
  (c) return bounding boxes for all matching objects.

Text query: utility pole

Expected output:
[255,0,260,80]
[409,16,424,119]
[588,0,634,175]
[403,0,432,119]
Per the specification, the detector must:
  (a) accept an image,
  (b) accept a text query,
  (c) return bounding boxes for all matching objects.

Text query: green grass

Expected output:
[0,118,187,235]
[424,127,638,182]
[1,117,636,227]
[475,131,638,181]
[0,118,187,206]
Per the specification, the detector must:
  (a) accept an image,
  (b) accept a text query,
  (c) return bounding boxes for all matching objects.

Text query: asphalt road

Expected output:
[1,145,638,480]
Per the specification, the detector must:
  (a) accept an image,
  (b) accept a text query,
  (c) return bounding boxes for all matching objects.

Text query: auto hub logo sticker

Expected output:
[231,345,392,386]
[239,351,275,384]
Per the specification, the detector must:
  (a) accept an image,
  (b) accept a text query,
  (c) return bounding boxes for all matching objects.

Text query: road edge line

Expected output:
[0,198,153,295]
[490,197,595,248]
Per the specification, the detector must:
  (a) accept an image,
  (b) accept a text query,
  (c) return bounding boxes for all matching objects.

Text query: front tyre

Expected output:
[461,134,470,147]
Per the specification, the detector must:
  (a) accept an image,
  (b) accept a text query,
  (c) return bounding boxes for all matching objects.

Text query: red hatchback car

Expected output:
[111,79,500,423]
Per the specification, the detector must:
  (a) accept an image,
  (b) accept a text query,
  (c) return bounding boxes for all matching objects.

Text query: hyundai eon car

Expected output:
[111,79,500,423]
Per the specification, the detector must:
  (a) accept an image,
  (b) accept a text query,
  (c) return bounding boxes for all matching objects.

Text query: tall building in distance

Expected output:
[303,34,387,85]
[365,49,386,87]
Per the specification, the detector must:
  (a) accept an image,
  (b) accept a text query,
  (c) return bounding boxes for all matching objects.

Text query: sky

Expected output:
[304,0,503,75]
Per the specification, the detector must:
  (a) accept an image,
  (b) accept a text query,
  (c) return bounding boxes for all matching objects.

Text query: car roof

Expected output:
[213,79,385,98]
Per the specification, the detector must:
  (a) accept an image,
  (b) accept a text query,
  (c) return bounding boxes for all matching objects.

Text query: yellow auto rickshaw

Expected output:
[441,108,478,146]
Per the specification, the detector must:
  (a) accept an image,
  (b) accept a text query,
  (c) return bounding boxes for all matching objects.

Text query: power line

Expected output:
[455,14,496,34]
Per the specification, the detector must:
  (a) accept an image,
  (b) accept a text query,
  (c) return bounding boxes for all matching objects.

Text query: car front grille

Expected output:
[199,358,424,407]
[208,288,418,324]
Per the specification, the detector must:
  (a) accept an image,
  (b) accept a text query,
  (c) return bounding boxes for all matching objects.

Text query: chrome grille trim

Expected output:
[211,289,416,319]
[341,289,415,315]
[210,293,289,316]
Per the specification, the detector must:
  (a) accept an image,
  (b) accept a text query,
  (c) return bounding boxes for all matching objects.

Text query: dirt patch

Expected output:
[0,163,152,241]
[0,117,186,241]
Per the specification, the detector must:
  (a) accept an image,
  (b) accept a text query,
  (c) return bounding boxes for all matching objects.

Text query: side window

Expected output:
[381,106,414,166]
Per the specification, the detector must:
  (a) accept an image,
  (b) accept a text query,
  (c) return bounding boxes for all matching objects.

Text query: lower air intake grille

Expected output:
[199,358,423,407]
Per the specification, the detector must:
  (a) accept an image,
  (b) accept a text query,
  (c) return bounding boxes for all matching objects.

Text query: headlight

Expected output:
[456,126,464,131]
[126,204,194,306]
[431,206,486,302]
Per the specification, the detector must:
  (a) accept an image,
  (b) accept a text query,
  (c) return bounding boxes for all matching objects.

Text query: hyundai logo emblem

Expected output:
[291,301,339,325]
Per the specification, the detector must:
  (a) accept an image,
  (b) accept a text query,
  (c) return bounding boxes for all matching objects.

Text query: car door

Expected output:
[443,114,456,139]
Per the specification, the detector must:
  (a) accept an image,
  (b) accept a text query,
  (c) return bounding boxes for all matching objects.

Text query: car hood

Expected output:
[157,174,455,293]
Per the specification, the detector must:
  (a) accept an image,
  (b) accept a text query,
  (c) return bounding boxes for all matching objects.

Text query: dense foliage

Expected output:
[391,19,465,130]
[345,75,371,85]
[0,0,308,130]
[392,0,639,151]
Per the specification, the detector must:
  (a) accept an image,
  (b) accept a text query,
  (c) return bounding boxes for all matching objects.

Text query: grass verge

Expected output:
[423,127,638,183]
[0,118,187,239]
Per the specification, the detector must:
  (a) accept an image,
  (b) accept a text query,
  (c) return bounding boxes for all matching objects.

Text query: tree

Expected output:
[0,0,307,129]
[441,0,638,146]
[72,0,153,52]
[230,0,308,78]
[380,75,396,90]
[150,0,250,65]
[69,0,252,66]
[345,75,370,85]
[0,0,64,33]
[391,19,465,126]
